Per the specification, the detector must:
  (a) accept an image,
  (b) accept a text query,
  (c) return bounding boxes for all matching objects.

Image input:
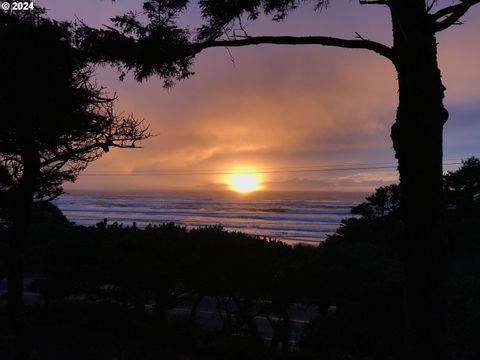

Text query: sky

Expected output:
[37,0,480,192]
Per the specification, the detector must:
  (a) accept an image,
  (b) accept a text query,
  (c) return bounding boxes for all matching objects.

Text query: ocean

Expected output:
[55,190,365,245]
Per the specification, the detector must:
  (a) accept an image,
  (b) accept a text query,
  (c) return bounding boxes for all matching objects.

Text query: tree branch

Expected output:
[431,0,480,32]
[426,0,436,13]
[193,35,393,61]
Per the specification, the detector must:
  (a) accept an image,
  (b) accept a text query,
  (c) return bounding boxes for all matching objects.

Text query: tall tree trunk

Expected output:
[7,219,31,360]
[7,143,39,360]
[390,2,451,359]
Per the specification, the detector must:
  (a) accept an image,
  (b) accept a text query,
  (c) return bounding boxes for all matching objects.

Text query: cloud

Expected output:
[437,6,480,106]
[86,45,397,168]
[42,0,479,191]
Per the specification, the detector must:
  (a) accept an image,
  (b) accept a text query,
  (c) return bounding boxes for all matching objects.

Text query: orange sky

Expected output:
[39,0,480,192]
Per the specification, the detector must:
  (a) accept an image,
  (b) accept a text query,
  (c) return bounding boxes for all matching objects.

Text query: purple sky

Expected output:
[37,0,480,192]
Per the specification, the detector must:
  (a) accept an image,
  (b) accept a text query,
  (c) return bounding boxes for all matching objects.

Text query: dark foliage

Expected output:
[5,222,309,358]
[444,157,480,217]
[2,157,480,359]
[296,158,480,360]
[0,11,152,360]
[301,199,404,359]
[76,1,195,85]
[351,184,400,221]
[0,11,151,202]
[76,1,336,84]
[350,157,480,224]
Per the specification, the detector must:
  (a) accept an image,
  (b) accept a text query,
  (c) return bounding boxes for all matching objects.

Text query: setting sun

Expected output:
[225,171,263,193]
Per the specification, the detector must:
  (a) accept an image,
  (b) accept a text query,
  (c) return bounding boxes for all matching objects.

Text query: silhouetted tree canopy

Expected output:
[445,157,480,215]
[78,0,383,84]
[350,158,480,222]
[76,0,480,85]
[0,10,151,203]
[351,184,400,220]
[0,11,152,359]
[2,157,480,359]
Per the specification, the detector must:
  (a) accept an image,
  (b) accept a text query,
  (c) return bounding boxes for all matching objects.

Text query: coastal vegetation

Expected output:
[1,157,479,359]
[77,2,480,357]
[1,2,480,359]
[0,10,151,358]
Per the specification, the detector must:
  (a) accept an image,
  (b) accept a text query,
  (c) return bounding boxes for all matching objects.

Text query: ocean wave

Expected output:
[61,209,348,224]
[55,192,358,245]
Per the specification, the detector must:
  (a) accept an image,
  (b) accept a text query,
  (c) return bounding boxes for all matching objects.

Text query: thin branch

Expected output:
[431,0,480,32]
[426,0,436,13]
[355,32,366,41]
[224,46,236,64]
[236,16,249,39]
[193,35,393,61]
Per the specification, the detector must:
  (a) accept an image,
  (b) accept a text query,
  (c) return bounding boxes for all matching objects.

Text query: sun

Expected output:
[225,170,262,193]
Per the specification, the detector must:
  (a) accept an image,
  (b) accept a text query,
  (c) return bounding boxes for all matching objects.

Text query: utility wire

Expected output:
[86,158,467,174]
[82,161,463,177]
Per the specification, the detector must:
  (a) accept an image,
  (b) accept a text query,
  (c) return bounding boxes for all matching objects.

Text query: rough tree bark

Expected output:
[389,1,451,359]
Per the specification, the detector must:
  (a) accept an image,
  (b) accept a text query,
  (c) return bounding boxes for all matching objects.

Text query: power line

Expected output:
[86,158,467,174]
[81,161,463,177]
[84,158,466,174]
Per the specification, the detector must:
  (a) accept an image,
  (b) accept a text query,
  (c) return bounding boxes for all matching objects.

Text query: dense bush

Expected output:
[33,222,314,358]
[2,157,480,359]
[296,157,480,360]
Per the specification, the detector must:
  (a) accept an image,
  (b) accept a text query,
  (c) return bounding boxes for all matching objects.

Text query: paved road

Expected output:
[1,278,319,342]
[169,296,318,342]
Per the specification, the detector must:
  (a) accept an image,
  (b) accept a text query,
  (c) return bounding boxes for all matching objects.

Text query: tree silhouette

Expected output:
[444,157,480,216]
[0,11,150,360]
[76,1,480,358]
[352,184,400,220]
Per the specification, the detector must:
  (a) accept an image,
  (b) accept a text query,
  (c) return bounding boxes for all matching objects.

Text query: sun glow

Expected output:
[225,169,263,193]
